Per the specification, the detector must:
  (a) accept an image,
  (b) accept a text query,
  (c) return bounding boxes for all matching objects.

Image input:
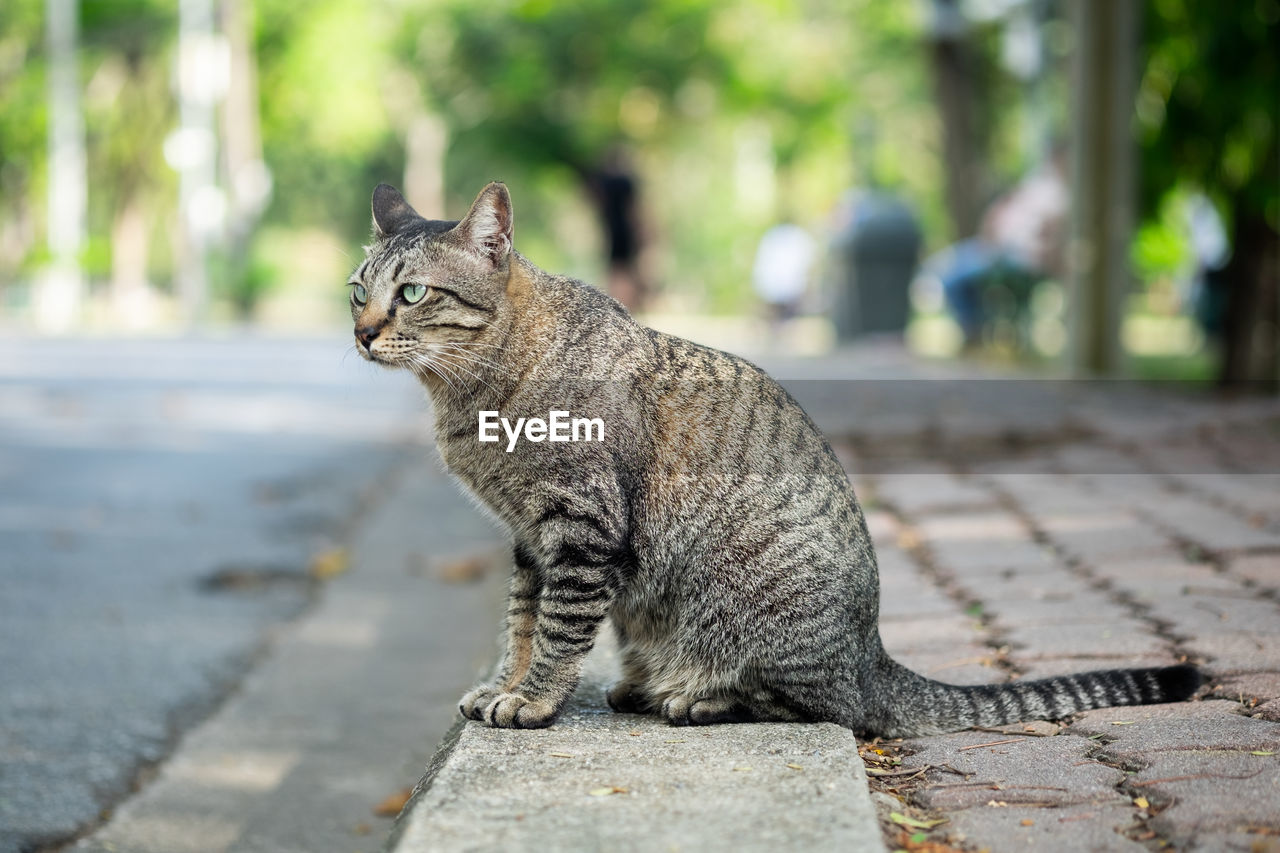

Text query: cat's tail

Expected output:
[867,656,1201,738]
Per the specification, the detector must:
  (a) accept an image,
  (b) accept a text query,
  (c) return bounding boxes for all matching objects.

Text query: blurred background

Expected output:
[0,0,1277,381]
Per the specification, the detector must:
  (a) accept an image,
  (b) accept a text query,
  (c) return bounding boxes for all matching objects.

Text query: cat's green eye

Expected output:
[401,283,428,304]
[351,283,368,305]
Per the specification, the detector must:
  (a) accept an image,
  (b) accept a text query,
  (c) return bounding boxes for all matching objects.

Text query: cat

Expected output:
[349,181,1200,737]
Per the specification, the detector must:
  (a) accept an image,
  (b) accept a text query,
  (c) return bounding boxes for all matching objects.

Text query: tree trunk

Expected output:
[928,28,983,241]
[1220,212,1280,388]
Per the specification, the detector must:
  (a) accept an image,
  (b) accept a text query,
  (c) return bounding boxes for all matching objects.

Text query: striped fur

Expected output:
[351,183,1201,736]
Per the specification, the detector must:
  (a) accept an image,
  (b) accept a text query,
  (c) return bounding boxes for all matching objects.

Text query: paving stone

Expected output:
[880,590,961,621]
[1185,633,1280,674]
[1175,474,1280,517]
[895,647,1007,686]
[876,544,923,578]
[929,543,1060,579]
[987,596,1135,628]
[943,803,1146,853]
[880,615,985,655]
[903,732,1128,811]
[1254,700,1280,722]
[1131,750,1280,844]
[1143,596,1280,640]
[1069,701,1280,762]
[873,473,996,516]
[1054,447,1151,476]
[915,513,1029,544]
[1038,516,1174,563]
[864,510,902,546]
[1141,496,1280,552]
[1228,553,1280,593]
[1088,556,1240,594]
[967,576,1099,605]
[1000,624,1168,660]
[1212,673,1280,705]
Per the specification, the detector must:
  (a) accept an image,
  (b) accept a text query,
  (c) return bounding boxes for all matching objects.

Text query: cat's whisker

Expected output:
[435,356,502,397]
[431,345,506,374]
[411,353,463,398]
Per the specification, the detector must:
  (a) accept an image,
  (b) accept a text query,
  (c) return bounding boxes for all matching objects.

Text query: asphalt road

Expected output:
[0,335,430,853]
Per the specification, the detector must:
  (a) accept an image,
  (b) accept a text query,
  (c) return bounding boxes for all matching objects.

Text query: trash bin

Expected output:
[830,193,922,341]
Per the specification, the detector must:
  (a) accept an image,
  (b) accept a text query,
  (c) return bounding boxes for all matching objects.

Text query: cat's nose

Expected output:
[356,325,382,349]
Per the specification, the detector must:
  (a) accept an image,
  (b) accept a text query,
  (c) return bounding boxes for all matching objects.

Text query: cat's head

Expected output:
[349,182,513,371]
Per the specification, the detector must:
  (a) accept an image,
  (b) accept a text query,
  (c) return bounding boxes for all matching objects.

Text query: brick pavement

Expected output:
[831,414,1280,852]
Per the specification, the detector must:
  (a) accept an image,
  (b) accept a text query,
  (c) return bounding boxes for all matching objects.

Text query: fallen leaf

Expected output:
[1021,819,1035,826]
[1111,721,1136,726]
[732,766,753,772]
[890,812,948,829]
[548,751,575,758]
[1133,796,1150,809]
[627,730,642,736]
[309,547,348,580]
[588,786,628,797]
[436,554,491,584]
[372,787,412,817]
[786,763,803,770]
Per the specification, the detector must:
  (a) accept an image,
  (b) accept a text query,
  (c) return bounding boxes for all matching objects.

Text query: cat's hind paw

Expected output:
[483,692,558,729]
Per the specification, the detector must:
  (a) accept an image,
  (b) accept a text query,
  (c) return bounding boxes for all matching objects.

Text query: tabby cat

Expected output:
[349,181,1200,737]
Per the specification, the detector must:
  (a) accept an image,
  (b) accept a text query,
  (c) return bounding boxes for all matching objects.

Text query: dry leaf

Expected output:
[588,786,628,797]
[785,763,803,770]
[437,554,491,584]
[548,751,575,758]
[1111,721,1136,726]
[889,812,948,829]
[732,766,753,772]
[1134,796,1150,809]
[372,787,413,817]
[627,730,642,736]
[1020,819,1035,826]
[309,547,349,580]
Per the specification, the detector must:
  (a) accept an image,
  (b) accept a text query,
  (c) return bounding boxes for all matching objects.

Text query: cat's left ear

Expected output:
[371,183,420,239]
[455,182,513,266]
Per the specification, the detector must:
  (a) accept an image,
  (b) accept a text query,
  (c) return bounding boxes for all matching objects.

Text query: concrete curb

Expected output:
[387,637,885,852]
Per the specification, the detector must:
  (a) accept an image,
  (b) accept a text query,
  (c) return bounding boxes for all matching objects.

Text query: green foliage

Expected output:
[1139,0,1279,231]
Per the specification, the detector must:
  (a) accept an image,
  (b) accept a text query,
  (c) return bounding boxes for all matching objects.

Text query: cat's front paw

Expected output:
[458,685,501,721]
[482,692,559,729]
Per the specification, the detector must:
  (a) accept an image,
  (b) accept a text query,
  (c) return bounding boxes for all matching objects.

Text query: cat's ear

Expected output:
[371,183,420,239]
[455,182,513,265]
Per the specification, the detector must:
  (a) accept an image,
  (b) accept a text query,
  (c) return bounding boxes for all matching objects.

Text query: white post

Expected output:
[168,0,227,327]
[38,0,86,332]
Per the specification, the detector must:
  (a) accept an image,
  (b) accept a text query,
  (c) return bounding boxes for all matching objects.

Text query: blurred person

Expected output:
[934,146,1069,347]
[752,221,817,338]
[587,145,648,312]
[1184,193,1230,342]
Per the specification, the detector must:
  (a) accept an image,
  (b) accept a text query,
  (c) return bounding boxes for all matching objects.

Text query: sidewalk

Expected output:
[811,368,1280,851]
